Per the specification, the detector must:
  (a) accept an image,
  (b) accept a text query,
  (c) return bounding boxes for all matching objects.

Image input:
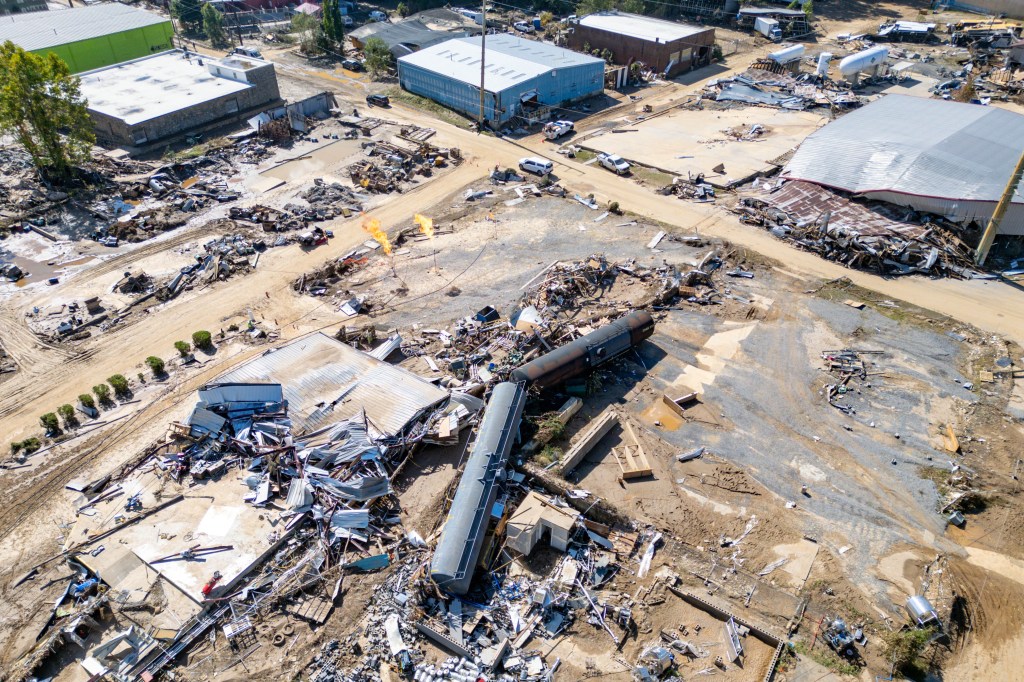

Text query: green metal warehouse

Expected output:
[0,3,174,73]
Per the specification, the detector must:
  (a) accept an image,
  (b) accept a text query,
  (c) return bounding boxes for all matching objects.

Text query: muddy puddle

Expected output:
[258,139,362,184]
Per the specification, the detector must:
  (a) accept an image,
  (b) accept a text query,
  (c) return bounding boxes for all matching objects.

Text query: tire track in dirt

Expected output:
[0,346,263,545]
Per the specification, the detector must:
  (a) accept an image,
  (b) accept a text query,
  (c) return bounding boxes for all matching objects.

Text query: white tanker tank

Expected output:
[769,44,805,64]
[816,52,833,77]
[838,46,889,78]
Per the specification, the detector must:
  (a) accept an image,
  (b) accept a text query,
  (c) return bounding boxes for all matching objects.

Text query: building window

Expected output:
[132,129,148,145]
[225,99,239,114]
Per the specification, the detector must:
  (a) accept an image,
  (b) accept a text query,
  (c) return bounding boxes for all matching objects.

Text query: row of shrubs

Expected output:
[16,331,217,453]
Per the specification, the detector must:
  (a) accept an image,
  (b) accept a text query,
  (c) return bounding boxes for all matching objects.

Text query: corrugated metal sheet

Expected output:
[214,333,447,437]
[187,407,227,437]
[0,4,170,52]
[783,95,1024,227]
[398,34,602,93]
[578,11,705,42]
[398,35,603,124]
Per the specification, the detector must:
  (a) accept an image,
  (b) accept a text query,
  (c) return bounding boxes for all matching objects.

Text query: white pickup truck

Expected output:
[543,120,574,140]
[597,152,631,175]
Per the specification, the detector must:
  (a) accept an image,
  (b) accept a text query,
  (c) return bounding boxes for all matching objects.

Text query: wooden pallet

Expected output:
[612,422,652,479]
[286,592,332,624]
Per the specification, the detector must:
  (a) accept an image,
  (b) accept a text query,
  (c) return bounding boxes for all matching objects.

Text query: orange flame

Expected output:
[361,216,391,255]
[414,213,434,239]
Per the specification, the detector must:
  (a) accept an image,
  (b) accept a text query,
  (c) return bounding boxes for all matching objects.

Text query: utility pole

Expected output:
[975,148,1024,266]
[478,0,486,132]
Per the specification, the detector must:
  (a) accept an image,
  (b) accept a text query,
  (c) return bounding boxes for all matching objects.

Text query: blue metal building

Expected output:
[397,34,604,127]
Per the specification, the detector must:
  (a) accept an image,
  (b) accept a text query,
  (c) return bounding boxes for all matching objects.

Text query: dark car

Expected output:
[366,94,390,107]
[342,59,363,71]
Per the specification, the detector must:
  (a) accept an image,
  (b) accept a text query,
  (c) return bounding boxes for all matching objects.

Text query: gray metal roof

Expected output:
[214,332,447,437]
[398,34,603,92]
[0,4,171,52]
[350,19,471,55]
[783,95,1024,210]
[578,11,707,42]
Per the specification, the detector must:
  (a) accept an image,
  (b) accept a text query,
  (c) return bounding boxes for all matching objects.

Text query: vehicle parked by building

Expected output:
[597,152,630,175]
[543,120,574,140]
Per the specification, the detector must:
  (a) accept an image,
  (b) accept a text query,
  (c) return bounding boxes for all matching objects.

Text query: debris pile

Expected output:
[821,349,879,414]
[155,229,271,301]
[704,69,861,110]
[737,180,979,278]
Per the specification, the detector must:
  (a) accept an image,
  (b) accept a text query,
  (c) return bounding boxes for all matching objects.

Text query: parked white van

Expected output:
[518,157,554,175]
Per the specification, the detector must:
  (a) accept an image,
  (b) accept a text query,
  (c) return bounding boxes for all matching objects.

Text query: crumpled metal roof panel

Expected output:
[215,333,447,437]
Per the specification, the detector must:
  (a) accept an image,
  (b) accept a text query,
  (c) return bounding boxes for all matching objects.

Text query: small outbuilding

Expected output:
[568,11,715,78]
[506,492,578,556]
[398,34,604,127]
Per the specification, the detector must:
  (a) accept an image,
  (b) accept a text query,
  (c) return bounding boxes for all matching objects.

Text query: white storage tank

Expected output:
[839,46,889,77]
[816,52,833,76]
[905,595,939,627]
[769,44,805,64]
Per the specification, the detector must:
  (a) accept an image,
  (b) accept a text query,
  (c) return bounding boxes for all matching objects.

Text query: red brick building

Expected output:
[568,11,716,78]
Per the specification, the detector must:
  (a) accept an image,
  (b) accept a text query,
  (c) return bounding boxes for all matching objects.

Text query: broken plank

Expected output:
[560,409,619,475]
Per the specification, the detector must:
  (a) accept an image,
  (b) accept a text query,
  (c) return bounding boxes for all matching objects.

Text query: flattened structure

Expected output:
[215,332,447,436]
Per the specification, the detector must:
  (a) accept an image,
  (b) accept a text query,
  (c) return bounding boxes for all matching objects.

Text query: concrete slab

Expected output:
[771,539,819,590]
[584,107,825,186]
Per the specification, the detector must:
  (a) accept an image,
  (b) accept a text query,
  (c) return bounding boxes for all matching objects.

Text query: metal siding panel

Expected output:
[0,4,171,53]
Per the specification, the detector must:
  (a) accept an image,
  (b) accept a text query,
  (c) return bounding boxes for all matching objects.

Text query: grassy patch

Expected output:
[573,148,597,163]
[813,277,947,328]
[792,640,860,676]
[631,165,674,187]
[534,445,562,466]
[382,86,473,129]
[918,465,951,496]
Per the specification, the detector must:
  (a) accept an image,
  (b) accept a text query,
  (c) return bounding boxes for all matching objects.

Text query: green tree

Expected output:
[40,412,60,435]
[93,383,111,404]
[107,374,130,398]
[882,627,933,672]
[577,0,613,16]
[146,356,165,376]
[291,11,318,33]
[174,340,192,356]
[57,403,77,428]
[0,42,95,183]
[539,11,554,25]
[621,0,644,13]
[202,3,228,48]
[192,330,213,350]
[322,0,345,50]
[397,2,409,17]
[172,0,204,32]
[363,37,393,78]
[79,393,95,409]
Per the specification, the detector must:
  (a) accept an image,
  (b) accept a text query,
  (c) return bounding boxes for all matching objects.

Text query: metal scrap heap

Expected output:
[736,181,979,278]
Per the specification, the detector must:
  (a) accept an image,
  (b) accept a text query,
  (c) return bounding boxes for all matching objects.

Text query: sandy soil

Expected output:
[5,3,1024,677]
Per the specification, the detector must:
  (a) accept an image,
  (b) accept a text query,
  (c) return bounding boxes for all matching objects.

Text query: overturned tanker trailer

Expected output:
[510,310,654,390]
